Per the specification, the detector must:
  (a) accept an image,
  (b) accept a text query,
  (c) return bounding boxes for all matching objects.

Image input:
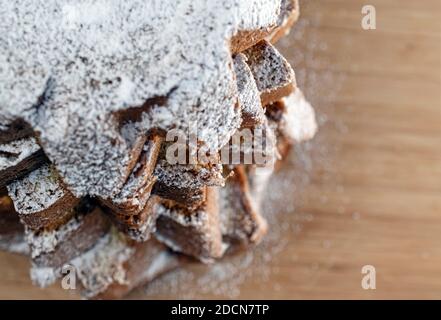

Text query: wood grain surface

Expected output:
[0,0,440,299]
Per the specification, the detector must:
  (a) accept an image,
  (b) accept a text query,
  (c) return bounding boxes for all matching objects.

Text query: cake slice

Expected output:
[154,187,224,263]
[101,134,162,215]
[244,40,296,106]
[152,159,225,208]
[229,1,282,53]
[220,166,267,247]
[28,203,111,287]
[68,228,179,299]
[104,134,162,214]
[100,135,163,242]
[0,136,46,189]
[231,28,276,54]
[266,90,318,159]
[233,53,265,128]
[115,122,154,192]
[7,164,80,231]
[108,195,161,242]
[267,0,300,43]
[94,238,181,299]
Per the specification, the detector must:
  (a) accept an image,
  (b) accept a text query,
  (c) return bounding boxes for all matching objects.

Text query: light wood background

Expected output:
[0,0,440,299]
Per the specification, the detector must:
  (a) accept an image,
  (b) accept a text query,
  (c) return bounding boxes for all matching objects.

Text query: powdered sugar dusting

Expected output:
[116,76,137,106]
[0,0,283,198]
[154,161,225,190]
[244,40,295,95]
[0,137,41,171]
[30,266,58,288]
[70,229,134,298]
[7,164,65,215]
[233,54,265,126]
[25,214,84,259]
[282,89,317,142]
[156,204,208,228]
[142,2,345,298]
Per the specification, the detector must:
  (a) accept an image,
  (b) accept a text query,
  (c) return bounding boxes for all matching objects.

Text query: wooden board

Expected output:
[0,0,440,299]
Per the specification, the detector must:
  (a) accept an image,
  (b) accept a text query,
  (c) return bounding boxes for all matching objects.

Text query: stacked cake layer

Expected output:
[0,0,317,299]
